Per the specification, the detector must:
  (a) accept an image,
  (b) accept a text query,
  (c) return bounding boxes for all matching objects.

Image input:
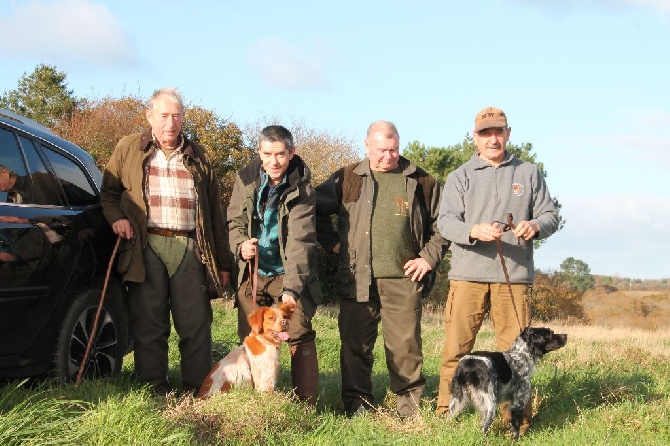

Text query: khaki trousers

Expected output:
[436,280,530,411]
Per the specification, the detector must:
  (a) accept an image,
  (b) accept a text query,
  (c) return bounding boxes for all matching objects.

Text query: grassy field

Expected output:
[1,299,669,445]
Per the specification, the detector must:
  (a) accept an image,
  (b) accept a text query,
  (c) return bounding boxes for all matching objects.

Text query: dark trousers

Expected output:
[339,277,425,415]
[128,238,213,390]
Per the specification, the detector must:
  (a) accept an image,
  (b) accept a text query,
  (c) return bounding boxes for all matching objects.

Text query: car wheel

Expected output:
[52,286,128,382]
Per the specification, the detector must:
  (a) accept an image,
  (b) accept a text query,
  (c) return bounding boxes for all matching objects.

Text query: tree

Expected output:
[532,271,587,322]
[60,95,147,167]
[0,64,78,129]
[183,105,251,204]
[559,257,595,293]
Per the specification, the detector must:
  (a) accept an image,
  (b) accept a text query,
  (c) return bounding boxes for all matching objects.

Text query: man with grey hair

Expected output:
[101,88,231,396]
[316,121,448,418]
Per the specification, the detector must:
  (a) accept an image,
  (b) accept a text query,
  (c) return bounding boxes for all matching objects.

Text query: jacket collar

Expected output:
[138,128,201,162]
[355,156,417,177]
[471,150,514,169]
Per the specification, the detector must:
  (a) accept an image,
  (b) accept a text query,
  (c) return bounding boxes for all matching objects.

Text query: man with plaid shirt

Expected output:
[101,88,230,396]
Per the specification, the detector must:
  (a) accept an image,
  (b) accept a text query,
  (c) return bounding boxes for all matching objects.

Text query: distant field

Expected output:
[582,288,670,329]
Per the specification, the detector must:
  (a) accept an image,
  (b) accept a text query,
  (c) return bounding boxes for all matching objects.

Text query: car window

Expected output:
[0,127,34,204]
[19,137,65,206]
[40,144,97,207]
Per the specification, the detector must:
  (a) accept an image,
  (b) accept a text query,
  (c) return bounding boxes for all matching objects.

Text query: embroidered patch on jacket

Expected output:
[512,183,524,197]
[395,197,410,216]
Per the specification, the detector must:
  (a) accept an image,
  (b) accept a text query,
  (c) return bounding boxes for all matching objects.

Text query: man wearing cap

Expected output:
[435,107,559,435]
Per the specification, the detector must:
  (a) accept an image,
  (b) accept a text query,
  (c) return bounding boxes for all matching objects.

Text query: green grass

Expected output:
[1,299,669,445]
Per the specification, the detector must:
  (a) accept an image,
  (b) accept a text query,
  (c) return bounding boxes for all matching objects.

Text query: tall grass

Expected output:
[1,299,669,445]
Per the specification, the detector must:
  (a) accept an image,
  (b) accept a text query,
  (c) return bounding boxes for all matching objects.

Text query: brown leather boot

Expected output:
[290,341,319,406]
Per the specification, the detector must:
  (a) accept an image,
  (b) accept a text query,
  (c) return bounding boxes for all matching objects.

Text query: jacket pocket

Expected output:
[306,274,323,306]
[335,248,356,297]
[116,236,135,275]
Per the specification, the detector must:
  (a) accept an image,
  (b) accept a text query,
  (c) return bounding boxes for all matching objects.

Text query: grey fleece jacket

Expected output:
[437,151,559,284]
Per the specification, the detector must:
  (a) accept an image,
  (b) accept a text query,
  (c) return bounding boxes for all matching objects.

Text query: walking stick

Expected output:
[75,235,122,387]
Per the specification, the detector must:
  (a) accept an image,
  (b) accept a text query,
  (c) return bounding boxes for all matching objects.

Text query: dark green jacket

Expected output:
[100,129,230,293]
[227,155,323,305]
[315,156,449,301]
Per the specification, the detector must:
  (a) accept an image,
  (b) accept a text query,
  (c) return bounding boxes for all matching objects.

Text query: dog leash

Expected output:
[75,234,122,387]
[248,248,259,305]
[492,213,527,331]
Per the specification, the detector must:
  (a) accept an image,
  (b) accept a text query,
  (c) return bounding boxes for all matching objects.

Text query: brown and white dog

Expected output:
[198,301,296,398]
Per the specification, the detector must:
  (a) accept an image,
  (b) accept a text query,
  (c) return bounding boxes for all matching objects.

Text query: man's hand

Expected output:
[280,294,296,305]
[513,220,540,241]
[0,252,16,262]
[112,218,133,239]
[240,238,259,260]
[469,223,503,242]
[403,257,432,282]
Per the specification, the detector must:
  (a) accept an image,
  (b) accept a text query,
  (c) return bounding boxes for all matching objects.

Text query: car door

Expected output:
[0,127,88,357]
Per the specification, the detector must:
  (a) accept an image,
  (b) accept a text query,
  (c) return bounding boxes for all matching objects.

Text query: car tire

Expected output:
[52,285,129,382]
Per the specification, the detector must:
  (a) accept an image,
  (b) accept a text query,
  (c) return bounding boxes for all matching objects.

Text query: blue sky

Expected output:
[1,0,668,279]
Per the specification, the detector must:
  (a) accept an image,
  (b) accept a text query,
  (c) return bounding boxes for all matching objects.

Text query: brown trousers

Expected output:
[436,280,530,411]
[339,277,425,415]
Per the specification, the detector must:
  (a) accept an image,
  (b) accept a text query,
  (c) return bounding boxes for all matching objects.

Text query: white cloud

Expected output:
[628,108,670,128]
[621,0,670,15]
[0,0,138,68]
[509,0,670,16]
[584,134,670,161]
[247,37,329,90]
[534,193,670,279]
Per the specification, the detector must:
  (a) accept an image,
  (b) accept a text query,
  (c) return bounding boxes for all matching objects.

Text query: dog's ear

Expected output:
[247,307,267,334]
[280,301,296,319]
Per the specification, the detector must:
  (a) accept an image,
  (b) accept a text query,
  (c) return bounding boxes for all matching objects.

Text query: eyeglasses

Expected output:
[476,127,508,137]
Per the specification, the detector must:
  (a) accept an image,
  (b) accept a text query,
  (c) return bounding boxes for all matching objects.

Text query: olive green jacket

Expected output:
[227,155,323,305]
[100,129,230,293]
[315,157,449,301]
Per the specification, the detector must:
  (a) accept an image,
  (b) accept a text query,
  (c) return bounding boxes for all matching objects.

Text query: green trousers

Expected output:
[128,236,213,391]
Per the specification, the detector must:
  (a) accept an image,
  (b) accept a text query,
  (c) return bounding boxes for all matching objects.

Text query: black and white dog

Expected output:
[448,327,567,439]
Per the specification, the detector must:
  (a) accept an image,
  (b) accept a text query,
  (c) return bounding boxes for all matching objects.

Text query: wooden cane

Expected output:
[75,234,122,387]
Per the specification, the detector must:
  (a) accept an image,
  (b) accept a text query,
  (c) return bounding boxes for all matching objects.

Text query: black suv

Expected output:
[0,108,129,381]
